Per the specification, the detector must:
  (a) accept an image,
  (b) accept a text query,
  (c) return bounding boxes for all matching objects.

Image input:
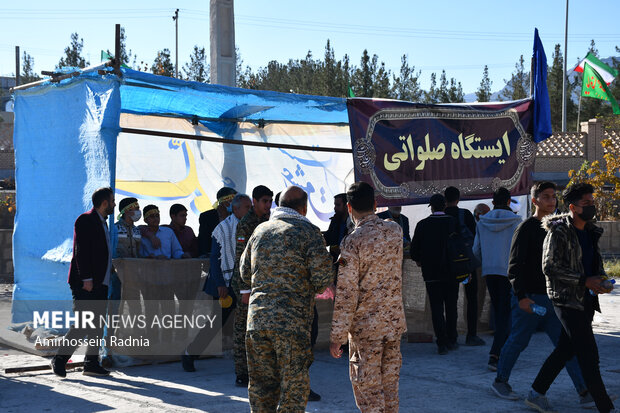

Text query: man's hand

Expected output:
[241,293,250,304]
[149,234,161,249]
[330,342,343,358]
[518,297,535,314]
[218,286,229,299]
[585,276,605,294]
[82,279,93,292]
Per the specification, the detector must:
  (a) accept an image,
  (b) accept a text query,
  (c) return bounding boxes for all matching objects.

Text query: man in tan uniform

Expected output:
[330,182,407,413]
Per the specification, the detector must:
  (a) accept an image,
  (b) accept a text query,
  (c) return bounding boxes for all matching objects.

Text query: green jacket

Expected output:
[542,213,605,311]
[240,209,333,335]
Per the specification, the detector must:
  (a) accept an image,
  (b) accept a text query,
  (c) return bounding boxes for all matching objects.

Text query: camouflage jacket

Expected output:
[542,213,605,311]
[231,207,268,295]
[240,208,333,334]
[330,214,407,344]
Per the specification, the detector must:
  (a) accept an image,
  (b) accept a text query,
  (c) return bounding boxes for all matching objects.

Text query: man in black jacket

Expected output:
[51,187,115,378]
[411,194,459,355]
[491,182,589,406]
[444,186,484,346]
[526,183,615,413]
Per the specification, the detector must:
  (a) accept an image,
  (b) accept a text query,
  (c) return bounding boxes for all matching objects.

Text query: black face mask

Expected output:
[578,205,596,221]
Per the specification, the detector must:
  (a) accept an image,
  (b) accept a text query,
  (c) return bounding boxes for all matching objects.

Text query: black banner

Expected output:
[346,98,537,206]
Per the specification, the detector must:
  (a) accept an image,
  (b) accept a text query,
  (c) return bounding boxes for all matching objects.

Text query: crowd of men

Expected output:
[49,180,617,413]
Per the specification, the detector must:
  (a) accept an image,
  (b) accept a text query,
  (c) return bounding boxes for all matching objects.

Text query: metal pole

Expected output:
[561,0,569,131]
[173,9,179,78]
[576,93,582,132]
[15,46,20,86]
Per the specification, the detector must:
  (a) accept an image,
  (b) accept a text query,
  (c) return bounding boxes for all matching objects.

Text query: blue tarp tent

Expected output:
[11,67,352,323]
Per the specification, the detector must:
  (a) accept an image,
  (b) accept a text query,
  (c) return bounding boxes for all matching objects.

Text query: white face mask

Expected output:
[130,210,142,222]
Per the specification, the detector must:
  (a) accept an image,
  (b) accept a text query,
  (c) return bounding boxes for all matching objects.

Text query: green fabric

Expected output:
[581,62,620,115]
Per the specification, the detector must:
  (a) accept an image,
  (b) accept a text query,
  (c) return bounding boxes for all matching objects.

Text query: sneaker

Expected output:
[525,392,558,413]
[466,335,486,346]
[235,375,249,387]
[491,380,519,400]
[181,353,196,372]
[488,355,498,372]
[447,342,459,351]
[438,345,448,355]
[580,392,595,409]
[82,363,110,377]
[50,356,67,378]
[581,393,618,410]
[308,389,321,402]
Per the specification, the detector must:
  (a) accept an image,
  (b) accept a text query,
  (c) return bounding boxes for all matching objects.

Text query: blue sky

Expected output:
[1,0,618,94]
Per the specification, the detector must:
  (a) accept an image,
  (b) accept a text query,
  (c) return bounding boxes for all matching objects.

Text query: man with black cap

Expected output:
[410,193,460,355]
[198,187,237,257]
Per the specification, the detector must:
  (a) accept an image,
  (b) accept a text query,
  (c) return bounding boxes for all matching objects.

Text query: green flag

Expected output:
[581,62,620,115]
[347,84,355,98]
[101,50,130,69]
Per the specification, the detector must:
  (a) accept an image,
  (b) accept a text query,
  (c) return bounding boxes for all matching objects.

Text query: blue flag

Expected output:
[532,28,552,143]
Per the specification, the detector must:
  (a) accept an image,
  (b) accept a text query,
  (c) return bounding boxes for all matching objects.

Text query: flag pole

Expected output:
[561,0,569,132]
[576,93,581,132]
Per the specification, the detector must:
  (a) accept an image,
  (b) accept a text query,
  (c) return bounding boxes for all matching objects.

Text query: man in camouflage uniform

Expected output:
[240,186,333,412]
[230,185,273,386]
[330,182,407,413]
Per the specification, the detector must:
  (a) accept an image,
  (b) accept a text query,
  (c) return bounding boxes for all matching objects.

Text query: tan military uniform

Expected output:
[241,207,333,412]
[330,214,407,413]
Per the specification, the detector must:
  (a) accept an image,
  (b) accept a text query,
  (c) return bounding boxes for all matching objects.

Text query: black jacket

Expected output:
[507,217,548,300]
[68,208,110,290]
[410,214,456,282]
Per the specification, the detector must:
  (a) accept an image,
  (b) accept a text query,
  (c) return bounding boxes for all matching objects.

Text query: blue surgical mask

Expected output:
[226,204,233,213]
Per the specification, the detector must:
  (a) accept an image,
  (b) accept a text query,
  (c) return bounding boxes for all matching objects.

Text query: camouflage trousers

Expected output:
[233,301,249,378]
[246,330,313,413]
[349,336,402,413]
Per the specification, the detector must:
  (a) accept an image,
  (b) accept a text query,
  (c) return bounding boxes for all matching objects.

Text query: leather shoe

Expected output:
[308,389,321,402]
[181,353,196,372]
[50,356,67,378]
[83,363,110,377]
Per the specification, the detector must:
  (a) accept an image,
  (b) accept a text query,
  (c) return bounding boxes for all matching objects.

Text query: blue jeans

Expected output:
[496,293,587,394]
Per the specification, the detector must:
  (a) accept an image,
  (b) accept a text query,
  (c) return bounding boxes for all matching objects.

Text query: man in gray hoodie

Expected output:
[473,187,522,371]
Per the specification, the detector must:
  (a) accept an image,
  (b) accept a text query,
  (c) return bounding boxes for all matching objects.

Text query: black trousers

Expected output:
[57,285,108,363]
[187,291,237,356]
[425,279,459,347]
[463,271,478,337]
[532,299,614,413]
[485,274,512,357]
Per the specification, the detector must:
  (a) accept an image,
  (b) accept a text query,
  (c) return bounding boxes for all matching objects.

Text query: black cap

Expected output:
[429,193,446,210]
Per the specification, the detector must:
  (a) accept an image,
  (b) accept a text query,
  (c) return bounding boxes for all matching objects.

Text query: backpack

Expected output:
[457,209,481,269]
[446,218,475,282]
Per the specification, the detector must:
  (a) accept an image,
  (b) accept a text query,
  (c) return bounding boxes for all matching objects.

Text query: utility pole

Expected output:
[173,9,179,78]
[15,46,20,87]
[561,0,569,132]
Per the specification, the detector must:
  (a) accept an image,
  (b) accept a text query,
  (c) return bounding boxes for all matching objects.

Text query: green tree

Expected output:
[352,49,373,97]
[106,27,136,68]
[448,78,464,103]
[183,46,209,82]
[21,51,40,84]
[424,72,439,103]
[373,59,392,98]
[437,70,450,103]
[475,65,493,102]
[391,54,422,102]
[57,32,89,69]
[500,55,529,101]
[151,49,174,77]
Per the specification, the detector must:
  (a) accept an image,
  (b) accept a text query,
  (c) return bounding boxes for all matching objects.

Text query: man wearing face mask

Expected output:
[103,197,143,367]
[198,187,237,257]
[526,183,616,413]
